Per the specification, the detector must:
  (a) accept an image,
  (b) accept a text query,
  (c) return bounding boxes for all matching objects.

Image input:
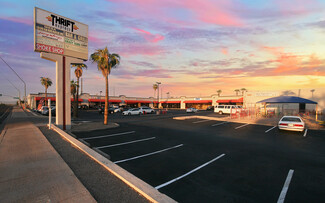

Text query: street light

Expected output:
[156,82,161,108]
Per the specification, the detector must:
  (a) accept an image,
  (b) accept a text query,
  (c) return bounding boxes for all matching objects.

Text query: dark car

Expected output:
[206,106,214,111]
[98,106,114,114]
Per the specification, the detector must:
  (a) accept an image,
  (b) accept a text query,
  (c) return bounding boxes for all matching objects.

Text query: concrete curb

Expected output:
[49,124,176,203]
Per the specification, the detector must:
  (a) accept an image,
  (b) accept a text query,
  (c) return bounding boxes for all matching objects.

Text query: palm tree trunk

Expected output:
[104,75,109,125]
[45,87,47,106]
[75,77,79,117]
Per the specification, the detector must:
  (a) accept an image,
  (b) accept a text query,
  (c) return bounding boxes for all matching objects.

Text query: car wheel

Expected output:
[139,112,141,115]
[219,111,223,115]
[128,113,131,116]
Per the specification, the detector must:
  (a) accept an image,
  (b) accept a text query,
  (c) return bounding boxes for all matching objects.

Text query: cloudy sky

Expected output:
[1,0,325,103]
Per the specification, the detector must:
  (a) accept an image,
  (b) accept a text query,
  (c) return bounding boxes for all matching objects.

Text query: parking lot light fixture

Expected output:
[156,82,161,108]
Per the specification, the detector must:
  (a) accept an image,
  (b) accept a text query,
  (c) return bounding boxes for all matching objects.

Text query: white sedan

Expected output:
[278,116,305,132]
[122,108,142,116]
[186,108,198,113]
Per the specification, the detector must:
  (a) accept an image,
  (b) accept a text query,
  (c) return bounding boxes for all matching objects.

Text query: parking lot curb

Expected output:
[49,124,176,203]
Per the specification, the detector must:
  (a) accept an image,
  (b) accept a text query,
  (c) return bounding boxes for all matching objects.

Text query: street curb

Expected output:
[49,124,176,203]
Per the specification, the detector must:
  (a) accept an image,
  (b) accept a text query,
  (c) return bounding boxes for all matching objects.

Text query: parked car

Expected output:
[139,106,155,114]
[113,107,121,113]
[214,105,242,115]
[98,106,114,114]
[41,106,49,115]
[186,108,198,113]
[206,106,214,111]
[122,108,142,115]
[278,116,305,132]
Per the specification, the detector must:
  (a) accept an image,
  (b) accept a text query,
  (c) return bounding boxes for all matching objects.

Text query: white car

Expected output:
[278,116,305,132]
[139,106,155,114]
[122,108,142,115]
[186,108,198,113]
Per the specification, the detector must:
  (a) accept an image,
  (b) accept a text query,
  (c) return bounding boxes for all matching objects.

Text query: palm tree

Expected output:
[40,77,52,106]
[90,47,120,125]
[310,89,315,98]
[240,88,247,96]
[153,84,158,107]
[70,80,78,118]
[217,89,222,96]
[234,89,240,96]
[71,63,87,117]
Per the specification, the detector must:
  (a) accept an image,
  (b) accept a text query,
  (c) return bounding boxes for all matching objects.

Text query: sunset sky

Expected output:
[1,0,325,103]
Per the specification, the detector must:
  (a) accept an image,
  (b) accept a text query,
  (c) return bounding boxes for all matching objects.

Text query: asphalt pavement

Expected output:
[72,113,325,202]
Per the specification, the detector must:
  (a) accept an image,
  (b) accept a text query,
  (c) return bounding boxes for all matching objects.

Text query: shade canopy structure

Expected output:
[257,96,317,104]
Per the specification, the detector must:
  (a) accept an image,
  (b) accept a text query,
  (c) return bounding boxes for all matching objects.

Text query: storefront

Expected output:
[184,100,212,109]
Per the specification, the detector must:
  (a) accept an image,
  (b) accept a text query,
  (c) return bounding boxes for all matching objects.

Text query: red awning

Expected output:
[160,101,181,104]
[125,100,153,104]
[71,98,83,102]
[217,99,231,103]
[183,100,212,103]
[231,97,243,103]
[35,97,56,101]
[88,99,122,103]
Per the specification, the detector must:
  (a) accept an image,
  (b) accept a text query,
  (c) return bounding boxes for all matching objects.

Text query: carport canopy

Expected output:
[257,96,317,104]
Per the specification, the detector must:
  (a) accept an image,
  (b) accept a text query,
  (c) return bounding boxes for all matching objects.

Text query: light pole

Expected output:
[156,82,161,108]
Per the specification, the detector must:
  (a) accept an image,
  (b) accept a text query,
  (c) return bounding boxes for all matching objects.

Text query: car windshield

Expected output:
[281,117,302,122]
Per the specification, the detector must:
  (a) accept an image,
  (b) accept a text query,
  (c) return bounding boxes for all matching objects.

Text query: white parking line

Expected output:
[82,131,135,140]
[192,120,211,124]
[235,123,249,129]
[277,169,294,203]
[265,126,277,133]
[114,144,184,164]
[211,121,228,126]
[96,137,156,149]
[303,129,308,137]
[155,153,225,190]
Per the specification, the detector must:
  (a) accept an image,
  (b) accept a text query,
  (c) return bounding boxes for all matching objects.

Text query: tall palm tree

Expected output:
[70,80,78,118]
[40,77,52,106]
[71,63,87,117]
[217,89,222,96]
[240,88,247,96]
[153,84,158,107]
[234,89,240,96]
[311,89,315,98]
[90,47,120,125]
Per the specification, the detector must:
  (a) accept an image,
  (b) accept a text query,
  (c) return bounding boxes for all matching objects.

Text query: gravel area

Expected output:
[39,126,149,203]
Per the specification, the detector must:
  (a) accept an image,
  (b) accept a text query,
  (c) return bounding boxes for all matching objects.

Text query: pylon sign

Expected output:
[34,7,88,60]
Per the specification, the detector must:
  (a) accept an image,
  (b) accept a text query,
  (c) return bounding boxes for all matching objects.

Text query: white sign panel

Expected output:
[34,7,88,60]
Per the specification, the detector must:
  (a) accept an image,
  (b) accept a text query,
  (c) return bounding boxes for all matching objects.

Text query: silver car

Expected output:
[278,116,305,132]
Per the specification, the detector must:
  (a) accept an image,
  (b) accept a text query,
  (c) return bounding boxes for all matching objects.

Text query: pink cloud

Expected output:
[133,27,164,43]
[0,16,33,25]
[221,47,228,55]
[108,0,243,26]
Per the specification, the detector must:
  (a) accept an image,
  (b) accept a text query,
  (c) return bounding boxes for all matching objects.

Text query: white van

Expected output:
[214,105,242,114]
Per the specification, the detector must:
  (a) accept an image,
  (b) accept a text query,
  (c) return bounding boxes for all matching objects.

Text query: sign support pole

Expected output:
[41,52,82,130]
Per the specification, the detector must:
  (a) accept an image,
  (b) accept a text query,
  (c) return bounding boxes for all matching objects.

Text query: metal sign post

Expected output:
[48,99,51,129]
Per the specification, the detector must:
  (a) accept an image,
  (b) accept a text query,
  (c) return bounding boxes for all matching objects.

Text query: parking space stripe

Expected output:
[82,131,135,140]
[192,120,211,124]
[235,123,249,129]
[211,121,228,126]
[303,129,308,137]
[265,126,277,133]
[277,169,294,203]
[155,153,225,190]
[114,144,184,164]
[96,137,156,149]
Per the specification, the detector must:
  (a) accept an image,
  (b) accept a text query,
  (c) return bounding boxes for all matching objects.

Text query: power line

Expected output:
[0,64,21,99]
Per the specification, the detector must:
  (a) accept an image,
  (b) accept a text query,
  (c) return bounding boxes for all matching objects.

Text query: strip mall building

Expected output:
[27,88,325,113]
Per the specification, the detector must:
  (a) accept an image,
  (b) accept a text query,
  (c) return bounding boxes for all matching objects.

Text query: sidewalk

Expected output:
[0,107,96,202]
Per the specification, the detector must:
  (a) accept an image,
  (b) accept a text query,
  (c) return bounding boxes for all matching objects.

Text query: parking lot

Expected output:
[72,112,325,202]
